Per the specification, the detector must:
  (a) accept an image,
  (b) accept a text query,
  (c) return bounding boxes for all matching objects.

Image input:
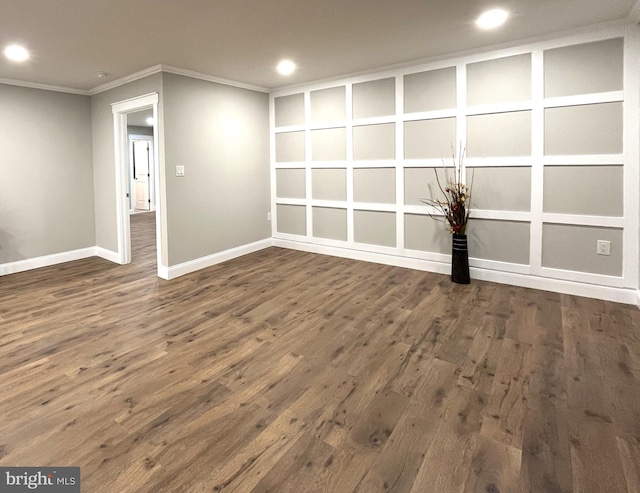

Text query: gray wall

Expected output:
[0,84,94,262]
[91,73,163,254]
[161,73,270,265]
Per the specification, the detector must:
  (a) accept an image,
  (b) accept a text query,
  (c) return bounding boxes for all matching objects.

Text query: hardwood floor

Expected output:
[1,212,639,492]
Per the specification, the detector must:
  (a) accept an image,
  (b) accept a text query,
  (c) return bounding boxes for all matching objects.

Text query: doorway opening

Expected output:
[127,109,155,214]
[112,93,166,278]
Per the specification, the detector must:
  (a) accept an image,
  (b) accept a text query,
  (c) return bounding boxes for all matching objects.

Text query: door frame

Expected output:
[112,93,167,278]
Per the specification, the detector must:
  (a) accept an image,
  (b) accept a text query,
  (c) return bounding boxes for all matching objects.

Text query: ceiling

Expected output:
[0,0,637,93]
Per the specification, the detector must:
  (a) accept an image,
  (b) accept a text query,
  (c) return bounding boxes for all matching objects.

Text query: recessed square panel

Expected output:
[404,67,456,113]
[275,131,305,162]
[311,128,346,161]
[353,123,395,160]
[467,111,532,157]
[310,86,346,123]
[276,204,306,236]
[312,168,347,201]
[470,167,531,211]
[404,118,456,159]
[467,54,531,106]
[352,78,396,119]
[404,167,451,206]
[405,214,450,253]
[544,103,622,155]
[354,210,396,247]
[354,168,396,203]
[313,207,347,241]
[276,168,305,199]
[274,93,305,127]
[467,219,530,265]
[542,224,622,276]
[544,38,623,98]
[543,165,623,216]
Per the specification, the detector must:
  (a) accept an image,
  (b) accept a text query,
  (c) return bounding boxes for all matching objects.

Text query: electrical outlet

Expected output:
[176,165,185,177]
[596,240,611,256]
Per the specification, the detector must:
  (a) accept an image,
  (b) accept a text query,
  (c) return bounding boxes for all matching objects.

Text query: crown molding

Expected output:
[0,76,90,95]
[88,64,269,95]
[159,65,269,93]
[1,63,269,96]
[628,0,640,23]
[88,65,163,95]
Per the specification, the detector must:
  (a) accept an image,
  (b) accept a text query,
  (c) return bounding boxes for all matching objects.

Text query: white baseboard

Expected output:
[165,238,273,280]
[3,239,637,307]
[95,247,120,264]
[0,247,97,276]
[273,238,639,306]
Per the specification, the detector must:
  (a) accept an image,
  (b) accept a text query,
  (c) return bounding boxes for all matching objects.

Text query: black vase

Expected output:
[451,233,470,284]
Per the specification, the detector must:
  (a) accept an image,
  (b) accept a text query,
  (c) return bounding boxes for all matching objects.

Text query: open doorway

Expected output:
[112,93,166,278]
[127,109,155,214]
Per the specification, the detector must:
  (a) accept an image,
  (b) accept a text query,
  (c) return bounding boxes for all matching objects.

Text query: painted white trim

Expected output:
[541,214,625,228]
[0,248,96,276]
[91,65,163,95]
[112,93,166,276]
[541,155,624,165]
[544,91,623,108]
[273,239,638,305]
[159,65,268,93]
[403,109,457,121]
[0,77,90,95]
[165,239,272,280]
[89,64,269,96]
[466,101,533,116]
[304,92,313,237]
[623,26,640,290]
[95,247,120,263]
[111,92,158,113]
[636,289,640,308]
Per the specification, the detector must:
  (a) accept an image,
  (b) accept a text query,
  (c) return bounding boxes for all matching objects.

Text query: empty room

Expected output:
[1,1,640,491]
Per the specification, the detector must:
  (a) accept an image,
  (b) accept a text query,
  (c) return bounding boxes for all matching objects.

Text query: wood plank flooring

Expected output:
[1,211,639,492]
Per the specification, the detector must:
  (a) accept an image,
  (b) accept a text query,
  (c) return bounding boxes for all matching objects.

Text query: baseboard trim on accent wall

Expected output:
[165,239,273,280]
[0,247,97,276]
[273,238,453,276]
[273,238,639,306]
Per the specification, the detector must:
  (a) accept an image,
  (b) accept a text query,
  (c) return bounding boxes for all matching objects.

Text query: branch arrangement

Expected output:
[420,146,473,235]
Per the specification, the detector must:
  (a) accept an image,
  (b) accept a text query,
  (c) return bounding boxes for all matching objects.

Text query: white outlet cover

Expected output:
[596,240,611,256]
[176,165,185,177]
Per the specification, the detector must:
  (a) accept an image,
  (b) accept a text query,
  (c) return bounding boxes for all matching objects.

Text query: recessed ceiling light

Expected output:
[277,60,296,76]
[476,9,509,30]
[96,71,111,78]
[4,44,30,62]
[146,117,154,126]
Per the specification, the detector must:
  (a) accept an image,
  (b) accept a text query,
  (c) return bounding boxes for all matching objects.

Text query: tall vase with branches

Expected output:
[421,146,473,284]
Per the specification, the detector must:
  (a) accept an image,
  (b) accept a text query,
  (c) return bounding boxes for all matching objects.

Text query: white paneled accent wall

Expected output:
[270,25,640,304]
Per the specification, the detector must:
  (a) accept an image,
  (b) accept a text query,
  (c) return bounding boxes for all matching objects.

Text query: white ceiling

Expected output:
[0,0,637,93]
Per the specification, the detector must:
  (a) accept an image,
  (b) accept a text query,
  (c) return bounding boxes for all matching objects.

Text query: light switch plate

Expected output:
[176,165,185,177]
